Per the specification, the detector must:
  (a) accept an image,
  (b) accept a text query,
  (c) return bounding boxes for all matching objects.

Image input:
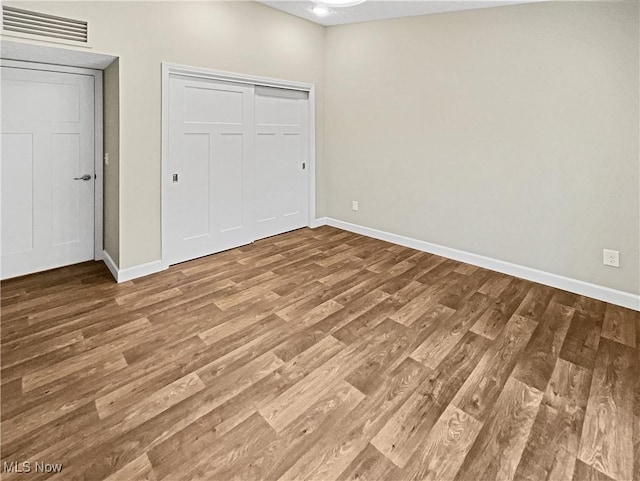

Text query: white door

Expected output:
[167,76,255,265]
[254,86,309,240]
[1,66,95,280]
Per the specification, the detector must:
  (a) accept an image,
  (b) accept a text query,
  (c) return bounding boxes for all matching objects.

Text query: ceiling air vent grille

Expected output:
[2,6,88,44]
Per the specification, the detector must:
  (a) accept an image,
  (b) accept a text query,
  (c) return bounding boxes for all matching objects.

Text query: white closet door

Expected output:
[1,67,95,280]
[254,86,309,240]
[167,76,254,265]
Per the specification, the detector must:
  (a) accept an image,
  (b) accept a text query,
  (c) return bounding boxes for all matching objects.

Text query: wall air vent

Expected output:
[2,6,88,44]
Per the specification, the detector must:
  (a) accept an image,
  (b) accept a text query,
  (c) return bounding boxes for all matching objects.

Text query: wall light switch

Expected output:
[104,153,109,165]
[352,200,359,211]
[603,249,620,267]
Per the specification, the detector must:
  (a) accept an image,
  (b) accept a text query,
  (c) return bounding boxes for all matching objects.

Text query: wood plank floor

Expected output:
[1,226,638,481]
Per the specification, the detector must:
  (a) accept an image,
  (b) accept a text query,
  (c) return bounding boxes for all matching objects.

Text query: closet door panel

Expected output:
[167,76,254,264]
[213,133,245,233]
[180,132,211,241]
[254,87,309,240]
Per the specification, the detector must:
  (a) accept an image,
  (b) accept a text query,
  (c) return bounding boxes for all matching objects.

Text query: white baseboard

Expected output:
[309,218,326,229]
[318,217,640,312]
[102,250,165,283]
[118,260,165,283]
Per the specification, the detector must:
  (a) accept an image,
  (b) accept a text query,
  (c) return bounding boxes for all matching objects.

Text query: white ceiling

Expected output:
[257,0,543,27]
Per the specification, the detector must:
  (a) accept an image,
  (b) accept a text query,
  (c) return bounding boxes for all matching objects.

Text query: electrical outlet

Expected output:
[352,200,359,211]
[603,249,620,267]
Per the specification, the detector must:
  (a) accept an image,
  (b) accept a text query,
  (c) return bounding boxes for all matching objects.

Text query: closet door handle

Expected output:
[74,174,92,181]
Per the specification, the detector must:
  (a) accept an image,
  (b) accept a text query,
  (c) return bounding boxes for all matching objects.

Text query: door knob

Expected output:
[74,174,92,181]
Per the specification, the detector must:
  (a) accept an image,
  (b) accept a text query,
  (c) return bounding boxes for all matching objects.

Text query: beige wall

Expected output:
[7,1,326,268]
[103,58,119,265]
[324,1,640,294]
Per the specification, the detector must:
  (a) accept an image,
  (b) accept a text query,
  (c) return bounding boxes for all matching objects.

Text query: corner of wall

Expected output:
[103,58,120,266]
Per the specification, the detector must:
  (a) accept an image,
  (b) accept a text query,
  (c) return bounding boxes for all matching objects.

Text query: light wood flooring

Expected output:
[1,226,638,481]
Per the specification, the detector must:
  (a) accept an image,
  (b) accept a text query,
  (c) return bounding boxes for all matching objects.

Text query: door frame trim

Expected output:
[0,58,104,261]
[160,62,317,269]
